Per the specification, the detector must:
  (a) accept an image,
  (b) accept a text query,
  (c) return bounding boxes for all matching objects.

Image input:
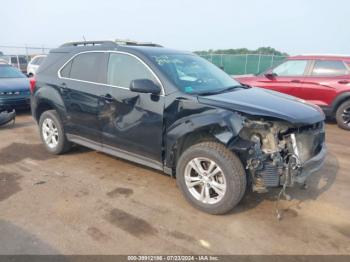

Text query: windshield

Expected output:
[150,54,241,94]
[0,65,25,78]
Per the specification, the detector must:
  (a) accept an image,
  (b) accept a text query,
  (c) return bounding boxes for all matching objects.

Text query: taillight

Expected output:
[29,77,36,94]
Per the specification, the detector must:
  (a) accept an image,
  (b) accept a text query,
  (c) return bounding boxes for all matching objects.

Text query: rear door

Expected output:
[301,60,350,107]
[100,52,164,164]
[59,52,109,142]
[258,59,309,97]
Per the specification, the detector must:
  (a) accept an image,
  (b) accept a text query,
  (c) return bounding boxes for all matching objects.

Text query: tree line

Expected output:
[195,47,288,56]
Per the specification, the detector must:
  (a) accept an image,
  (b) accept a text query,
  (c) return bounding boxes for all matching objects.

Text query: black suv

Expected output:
[31,41,326,214]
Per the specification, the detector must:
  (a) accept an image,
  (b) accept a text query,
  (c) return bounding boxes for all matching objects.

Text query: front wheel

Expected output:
[335,100,350,130]
[176,142,246,215]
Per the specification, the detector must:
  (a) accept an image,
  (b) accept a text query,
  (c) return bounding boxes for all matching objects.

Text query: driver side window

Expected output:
[272,60,308,76]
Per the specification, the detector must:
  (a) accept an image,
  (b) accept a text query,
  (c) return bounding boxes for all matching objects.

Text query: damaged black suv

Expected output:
[31,40,326,214]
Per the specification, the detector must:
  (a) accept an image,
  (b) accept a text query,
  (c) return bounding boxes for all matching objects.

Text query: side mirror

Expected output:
[130,79,161,95]
[264,72,277,80]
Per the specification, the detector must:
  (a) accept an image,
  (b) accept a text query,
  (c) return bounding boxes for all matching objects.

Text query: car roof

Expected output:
[289,54,350,61]
[50,41,193,57]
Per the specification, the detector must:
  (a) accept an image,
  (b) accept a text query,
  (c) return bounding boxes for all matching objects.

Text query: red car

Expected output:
[235,55,350,130]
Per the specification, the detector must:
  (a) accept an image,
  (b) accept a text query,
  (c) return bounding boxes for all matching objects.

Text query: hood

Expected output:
[0,78,30,92]
[198,87,324,125]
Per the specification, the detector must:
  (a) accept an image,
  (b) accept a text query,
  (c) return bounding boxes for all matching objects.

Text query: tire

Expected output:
[39,110,71,154]
[335,100,350,130]
[176,142,246,215]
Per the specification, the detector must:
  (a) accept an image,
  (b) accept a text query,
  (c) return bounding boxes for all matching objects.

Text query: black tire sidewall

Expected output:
[176,143,246,214]
[39,110,66,154]
[336,100,350,130]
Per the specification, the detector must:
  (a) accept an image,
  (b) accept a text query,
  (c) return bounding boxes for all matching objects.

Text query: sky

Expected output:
[1,0,349,55]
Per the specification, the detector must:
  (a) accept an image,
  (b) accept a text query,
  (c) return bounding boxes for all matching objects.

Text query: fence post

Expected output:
[271,54,274,67]
[244,54,248,74]
[25,45,29,60]
[257,53,261,74]
[220,54,223,67]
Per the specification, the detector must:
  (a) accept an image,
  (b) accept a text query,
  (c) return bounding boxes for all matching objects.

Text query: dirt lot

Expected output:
[0,112,349,255]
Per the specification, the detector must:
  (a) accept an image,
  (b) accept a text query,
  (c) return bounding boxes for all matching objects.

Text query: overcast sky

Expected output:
[1,0,349,54]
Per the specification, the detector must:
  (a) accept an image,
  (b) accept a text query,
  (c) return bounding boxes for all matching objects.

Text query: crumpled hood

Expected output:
[0,78,30,92]
[198,87,325,125]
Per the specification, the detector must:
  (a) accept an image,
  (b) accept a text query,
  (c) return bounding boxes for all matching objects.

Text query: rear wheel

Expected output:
[39,110,71,154]
[335,100,350,130]
[176,142,246,215]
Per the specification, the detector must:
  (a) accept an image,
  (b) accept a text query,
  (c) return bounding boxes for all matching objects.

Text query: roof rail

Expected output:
[60,41,117,48]
[115,39,162,47]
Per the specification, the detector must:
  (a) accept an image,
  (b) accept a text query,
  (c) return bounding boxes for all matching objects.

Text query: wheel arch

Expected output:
[331,92,350,113]
[164,111,245,171]
[33,85,67,123]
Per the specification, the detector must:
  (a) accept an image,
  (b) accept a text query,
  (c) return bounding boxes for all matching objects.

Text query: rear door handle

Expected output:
[101,94,114,103]
[60,82,68,94]
[290,79,301,83]
[338,80,349,84]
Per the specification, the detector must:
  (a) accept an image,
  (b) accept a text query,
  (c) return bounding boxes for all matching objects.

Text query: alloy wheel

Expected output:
[184,157,226,204]
[341,106,350,127]
[42,118,59,149]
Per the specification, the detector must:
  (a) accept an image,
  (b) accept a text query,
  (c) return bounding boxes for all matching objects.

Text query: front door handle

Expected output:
[290,79,301,83]
[338,80,349,84]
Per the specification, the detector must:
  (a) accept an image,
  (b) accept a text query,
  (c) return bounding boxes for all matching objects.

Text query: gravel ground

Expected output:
[0,112,349,255]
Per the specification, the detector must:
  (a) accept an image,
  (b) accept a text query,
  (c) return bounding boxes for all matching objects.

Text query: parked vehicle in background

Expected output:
[235,55,350,130]
[0,64,31,110]
[31,41,326,214]
[0,55,28,74]
[27,55,47,77]
[0,59,9,65]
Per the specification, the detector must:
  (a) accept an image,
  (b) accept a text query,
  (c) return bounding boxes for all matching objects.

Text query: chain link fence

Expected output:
[0,45,287,76]
[0,45,52,60]
[199,54,287,75]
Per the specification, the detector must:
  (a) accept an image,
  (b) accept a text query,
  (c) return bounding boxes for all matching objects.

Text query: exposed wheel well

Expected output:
[174,131,219,167]
[35,102,54,122]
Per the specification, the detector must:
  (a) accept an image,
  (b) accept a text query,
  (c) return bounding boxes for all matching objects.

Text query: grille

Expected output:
[0,91,21,96]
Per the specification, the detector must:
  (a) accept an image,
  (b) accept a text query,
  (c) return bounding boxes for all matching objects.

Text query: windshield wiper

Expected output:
[197,85,244,96]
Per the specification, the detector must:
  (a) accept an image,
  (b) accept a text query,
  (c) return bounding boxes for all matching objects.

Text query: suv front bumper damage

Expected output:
[238,119,326,192]
[295,143,327,184]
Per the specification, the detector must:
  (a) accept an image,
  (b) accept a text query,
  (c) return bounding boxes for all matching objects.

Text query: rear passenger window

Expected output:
[68,53,106,82]
[311,60,348,76]
[107,53,157,88]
